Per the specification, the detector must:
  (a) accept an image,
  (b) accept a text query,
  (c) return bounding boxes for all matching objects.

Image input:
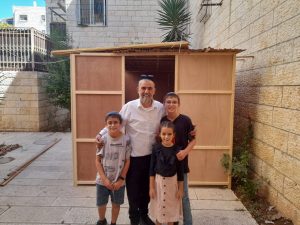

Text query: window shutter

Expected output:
[77,0,90,25]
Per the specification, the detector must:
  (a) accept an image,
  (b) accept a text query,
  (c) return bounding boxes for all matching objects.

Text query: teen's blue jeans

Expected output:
[182,173,193,225]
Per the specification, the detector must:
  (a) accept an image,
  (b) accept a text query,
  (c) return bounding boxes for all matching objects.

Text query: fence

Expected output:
[0,28,51,72]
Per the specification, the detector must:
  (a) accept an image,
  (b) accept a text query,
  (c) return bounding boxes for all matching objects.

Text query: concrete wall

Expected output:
[45,0,66,34]
[189,0,300,224]
[64,0,163,48]
[13,4,46,33]
[0,71,69,132]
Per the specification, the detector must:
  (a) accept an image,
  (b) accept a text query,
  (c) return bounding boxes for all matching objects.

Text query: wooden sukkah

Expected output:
[52,42,243,186]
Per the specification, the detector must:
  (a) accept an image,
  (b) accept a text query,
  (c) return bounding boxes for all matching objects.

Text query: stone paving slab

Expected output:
[52,196,129,207]
[51,196,96,207]
[0,224,64,225]
[0,132,257,225]
[0,206,9,215]
[37,185,96,197]
[0,185,46,197]
[63,207,130,225]
[0,206,70,224]
[9,178,73,186]
[193,210,258,225]
[0,132,61,184]
[0,196,57,207]
[193,187,238,200]
[191,199,246,210]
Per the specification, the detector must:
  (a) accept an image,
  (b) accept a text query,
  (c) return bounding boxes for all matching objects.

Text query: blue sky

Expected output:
[0,0,45,19]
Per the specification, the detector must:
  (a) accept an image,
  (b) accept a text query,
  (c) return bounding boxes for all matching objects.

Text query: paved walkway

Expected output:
[0,132,258,225]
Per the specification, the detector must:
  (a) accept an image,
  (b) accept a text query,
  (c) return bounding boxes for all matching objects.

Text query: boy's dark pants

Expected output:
[126,155,151,224]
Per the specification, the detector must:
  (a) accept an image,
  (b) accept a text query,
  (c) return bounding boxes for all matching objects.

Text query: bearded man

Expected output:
[97,78,164,225]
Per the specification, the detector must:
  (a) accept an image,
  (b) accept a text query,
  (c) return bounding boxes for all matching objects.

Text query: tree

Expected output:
[0,22,12,29]
[157,0,191,42]
[46,29,71,110]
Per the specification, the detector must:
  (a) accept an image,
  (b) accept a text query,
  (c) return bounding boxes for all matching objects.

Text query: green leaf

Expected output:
[157,0,191,42]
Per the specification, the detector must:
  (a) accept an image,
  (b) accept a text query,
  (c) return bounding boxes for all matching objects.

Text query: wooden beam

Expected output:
[51,41,189,56]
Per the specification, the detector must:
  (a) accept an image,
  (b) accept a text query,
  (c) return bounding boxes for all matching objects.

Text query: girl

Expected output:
[161,92,196,225]
[149,121,184,225]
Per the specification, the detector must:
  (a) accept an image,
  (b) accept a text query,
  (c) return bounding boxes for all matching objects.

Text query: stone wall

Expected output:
[63,0,163,48]
[0,71,69,131]
[189,0,300,224]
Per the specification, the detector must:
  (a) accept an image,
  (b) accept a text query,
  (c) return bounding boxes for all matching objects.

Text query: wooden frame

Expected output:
[71,50,238,187]
[175,54,235,186]
[72,54,125,185]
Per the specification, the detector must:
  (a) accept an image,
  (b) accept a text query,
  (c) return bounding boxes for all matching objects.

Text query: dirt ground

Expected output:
[241,197,294,225]
[0,144,21,156]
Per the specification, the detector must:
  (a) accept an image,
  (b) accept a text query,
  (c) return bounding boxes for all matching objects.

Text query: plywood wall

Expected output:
[176,54,235,186]
[72,55,124,184]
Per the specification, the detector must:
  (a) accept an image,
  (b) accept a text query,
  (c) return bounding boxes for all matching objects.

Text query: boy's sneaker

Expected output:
[96,218,107,225]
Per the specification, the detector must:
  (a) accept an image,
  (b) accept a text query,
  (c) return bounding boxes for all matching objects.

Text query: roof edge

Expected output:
[51,41,189,56]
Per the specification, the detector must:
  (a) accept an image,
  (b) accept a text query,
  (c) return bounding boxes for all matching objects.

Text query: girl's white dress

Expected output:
[149,143,183,223]
[149,174,182,223]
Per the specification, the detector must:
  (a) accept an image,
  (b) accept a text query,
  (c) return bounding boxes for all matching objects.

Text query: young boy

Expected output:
[95,112,131,225]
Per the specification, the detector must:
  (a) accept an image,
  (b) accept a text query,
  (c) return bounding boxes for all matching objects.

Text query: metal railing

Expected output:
[0,28,51,71]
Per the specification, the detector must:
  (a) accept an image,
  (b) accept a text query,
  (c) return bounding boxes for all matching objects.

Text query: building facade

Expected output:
[189,0,300,224]
[13,1,46,33]
[44,0,300,223]
[46,0,164,48]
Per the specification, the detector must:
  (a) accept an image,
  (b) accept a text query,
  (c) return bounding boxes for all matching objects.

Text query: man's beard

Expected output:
[140,95,153,105]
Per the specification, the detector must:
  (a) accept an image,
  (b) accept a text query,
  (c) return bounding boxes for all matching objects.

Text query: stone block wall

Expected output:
[0,71,69,131]
[62,0,163,48]
[189,0,300,224]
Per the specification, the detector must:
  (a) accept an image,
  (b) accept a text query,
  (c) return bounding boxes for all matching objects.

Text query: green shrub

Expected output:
[46,29,71,110]
[157,0,191,42]
[221,118,260,200]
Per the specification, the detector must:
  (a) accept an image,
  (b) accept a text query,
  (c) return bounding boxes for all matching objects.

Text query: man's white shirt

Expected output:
[100,99,165,157]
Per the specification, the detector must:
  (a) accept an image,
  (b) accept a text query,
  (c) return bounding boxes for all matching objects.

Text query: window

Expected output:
[41,15,46,22]
[78,0,106,25]
[50,22,67,37]
[19,15,28,21]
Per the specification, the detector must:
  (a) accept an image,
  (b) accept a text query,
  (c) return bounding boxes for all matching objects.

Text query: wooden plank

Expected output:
[74,51,240,57]
[73,55,124,184]
[189,181,228,186]
[122,56,125,104]
[177,55,233,91]
[228,55,236,189]
[77,181,95,185]
[175,55,179,92]
[194,146,231,150]
[71,54,78,185]
[52,41,189,56]
[75,56,122,91]
[77,142,97,182]
[177,90,232,94]
[75,138,95,142]
[75,91,123,95]
[76,94,122,138]
[188,149,228,183]
[180,94,231,146]
[176,54,235,186]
